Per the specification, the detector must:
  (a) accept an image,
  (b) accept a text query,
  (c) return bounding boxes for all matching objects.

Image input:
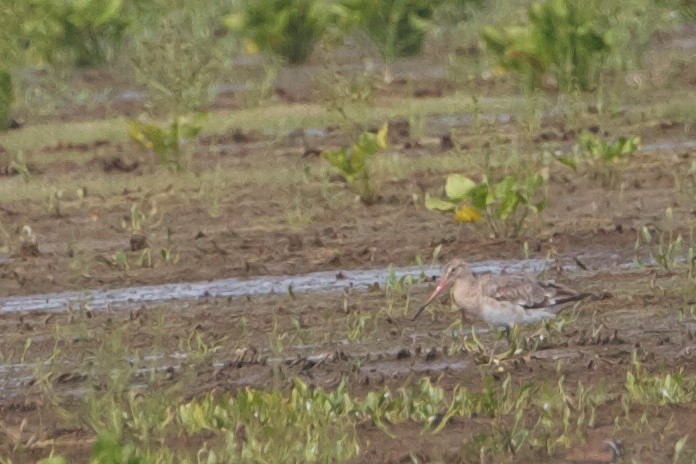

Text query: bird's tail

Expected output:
[542,281,610,311]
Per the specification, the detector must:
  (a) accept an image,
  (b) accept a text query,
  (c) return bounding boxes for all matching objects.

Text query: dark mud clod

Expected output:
[99,156,140,173]
[130,234,149,251]
[440,134,455,151]
[19,241,40,257]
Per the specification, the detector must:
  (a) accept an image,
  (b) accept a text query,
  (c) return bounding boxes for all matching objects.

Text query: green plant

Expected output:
[0,69,12,131]
[481,0,610,92]
[425,171,548,237]
[314,64,379,123]
[22,0,139,66]
[573,130,640,185]
[601,0,678,71]
[128,114,206,171]
[223,0,334,64]
[633,210,695,276]
[346,311,372,341]
[340,0,440,61]
[126,0,219,170]
[578,130,640,164]
[625,352,696,405]
[322,123,388,204]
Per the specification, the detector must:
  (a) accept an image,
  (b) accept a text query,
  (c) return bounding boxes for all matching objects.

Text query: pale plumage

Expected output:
[412,258,590,329]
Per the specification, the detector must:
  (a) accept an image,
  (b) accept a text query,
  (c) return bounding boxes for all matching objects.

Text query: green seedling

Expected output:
[425,171,548,237]
[346,311,372,341]
[123,201,162,233]
[0,69,13,131]
[481,0,610,92]
[223,0,334,64]
[578,130,640,164]
[339,0,439,61]
[21,0,132,67]
[559,130,640,187]
[128,113,206,171]
[634,211,695,276]
[322,123,388,204]
[625,352,696,406]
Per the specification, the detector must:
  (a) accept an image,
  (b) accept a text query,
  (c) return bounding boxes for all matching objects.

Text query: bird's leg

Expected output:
[488,326,510,360]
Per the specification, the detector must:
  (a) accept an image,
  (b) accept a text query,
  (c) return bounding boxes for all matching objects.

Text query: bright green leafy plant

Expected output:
[0,70,12,131]
[574,130,639,185]
[22,0,138,66]
[223,0,334,64]
[0,2,30,130]
[625,352,696,405]
[128,113,206,171]
[578,130,639,164]
[322,123,388,204]
[481,0,610,92]
[425,171,548,237]
[126,0,219,170]
[339,0,439,61]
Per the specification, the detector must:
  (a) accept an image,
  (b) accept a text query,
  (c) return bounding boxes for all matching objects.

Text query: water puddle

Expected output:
[0,252,633,315]
[641,139,696,153]
[427,112,514,129]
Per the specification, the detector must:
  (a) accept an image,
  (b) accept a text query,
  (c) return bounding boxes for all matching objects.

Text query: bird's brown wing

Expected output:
[479,274,552,309]
[480,275,588,308]
[538,280,588,305]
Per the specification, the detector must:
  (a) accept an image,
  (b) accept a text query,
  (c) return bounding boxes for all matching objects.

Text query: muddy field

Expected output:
[1,16,696,464]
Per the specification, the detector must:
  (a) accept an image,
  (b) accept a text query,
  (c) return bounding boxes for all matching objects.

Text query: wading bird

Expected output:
[412,258,591,338]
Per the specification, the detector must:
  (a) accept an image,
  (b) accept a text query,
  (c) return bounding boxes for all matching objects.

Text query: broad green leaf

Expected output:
[222,12,246,32]
[554,155,577,171]
[322,149,351,175]
[91,0,123,28]
[445,174,477,202]
[469,184,491,209]
[376,122,389,149]
[497,191,520,220]
[493,175,515,200]
[349,144,368,175]
[424,195,457,212]
[453,205,482,223]
[618,136,640,155]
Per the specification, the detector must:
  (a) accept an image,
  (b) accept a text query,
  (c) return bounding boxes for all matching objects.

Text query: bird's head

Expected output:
[411,258,474,321]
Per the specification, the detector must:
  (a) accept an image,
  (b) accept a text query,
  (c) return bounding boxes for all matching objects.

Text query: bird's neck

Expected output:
[451,274,478,303]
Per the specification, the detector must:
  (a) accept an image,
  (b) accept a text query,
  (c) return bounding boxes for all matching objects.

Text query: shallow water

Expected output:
[0,252,631,315]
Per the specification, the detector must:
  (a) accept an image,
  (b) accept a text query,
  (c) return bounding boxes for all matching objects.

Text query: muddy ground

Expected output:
[1,269,696,462]
[0,17,695,464]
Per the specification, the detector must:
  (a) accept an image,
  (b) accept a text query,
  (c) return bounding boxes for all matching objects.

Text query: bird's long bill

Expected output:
[411,278,451,321]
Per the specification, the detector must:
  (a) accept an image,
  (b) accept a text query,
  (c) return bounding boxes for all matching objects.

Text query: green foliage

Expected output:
[23,0,136,66]
[224,0,334,64]
[634,209,696,276]
[127,0,221,118]
[322,123,388,204]
[575,130,639,185]
[578,130,639,164]
[602,0,679,70]
[481,0,610,92]
[675,0,696,21]
[128,113,206,171]
[340,0,439,60]
[625,353,696,405]
[0,70,12,131]
[88,378,362,463]
[425,171,548,237]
